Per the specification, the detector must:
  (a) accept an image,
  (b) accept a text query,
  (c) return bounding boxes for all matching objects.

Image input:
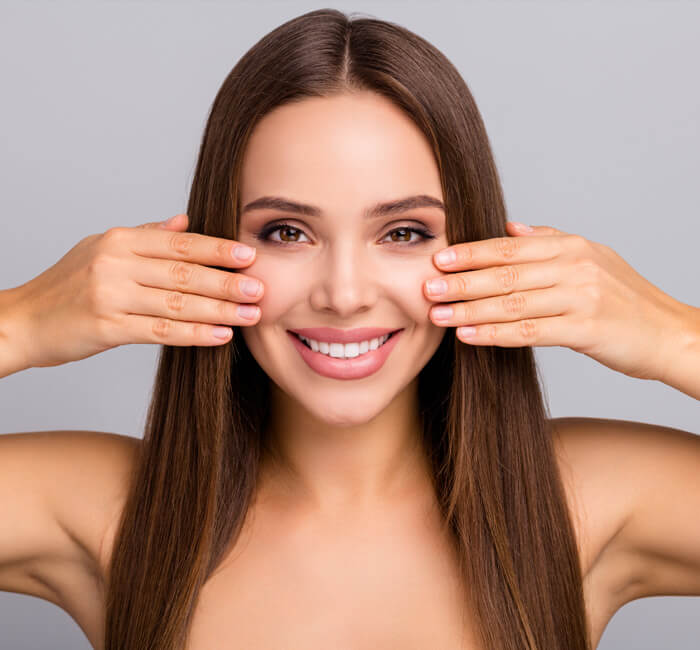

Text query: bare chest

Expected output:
[80,445,621,650]
[185,499,477,650]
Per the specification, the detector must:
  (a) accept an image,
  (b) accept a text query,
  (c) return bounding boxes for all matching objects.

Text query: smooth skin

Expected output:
[1,213,699,649]
[0,212,263,376]
[2,93,700,647]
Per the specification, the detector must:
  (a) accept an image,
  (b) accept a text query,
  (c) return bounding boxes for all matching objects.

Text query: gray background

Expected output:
[1,0,698,648]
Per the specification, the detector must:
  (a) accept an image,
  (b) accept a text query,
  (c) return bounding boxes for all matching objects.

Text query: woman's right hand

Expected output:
[9,213,263,369]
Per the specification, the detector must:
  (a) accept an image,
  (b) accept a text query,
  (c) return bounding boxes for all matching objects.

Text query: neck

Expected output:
[258,378,434,515]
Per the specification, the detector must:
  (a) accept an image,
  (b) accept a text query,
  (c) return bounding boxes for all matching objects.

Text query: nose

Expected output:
[309,240,379,318]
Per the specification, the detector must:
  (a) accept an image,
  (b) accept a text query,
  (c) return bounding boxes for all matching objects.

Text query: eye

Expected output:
[253,221,437,246]
[255,222,310,245]
[382,226,436,246]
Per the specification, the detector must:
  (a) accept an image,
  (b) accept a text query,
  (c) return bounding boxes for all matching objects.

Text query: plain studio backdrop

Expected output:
[1,1,698,648]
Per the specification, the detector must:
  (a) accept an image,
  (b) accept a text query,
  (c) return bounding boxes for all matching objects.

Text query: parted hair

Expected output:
[103,9,591,649]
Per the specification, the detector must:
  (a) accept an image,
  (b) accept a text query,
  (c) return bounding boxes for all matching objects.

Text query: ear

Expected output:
[506,221,567,237]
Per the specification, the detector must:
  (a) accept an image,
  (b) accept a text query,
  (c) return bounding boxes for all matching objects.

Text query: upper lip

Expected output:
[288,327,403,344]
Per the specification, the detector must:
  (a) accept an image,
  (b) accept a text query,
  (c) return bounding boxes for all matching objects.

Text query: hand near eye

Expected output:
[424,221,699,384]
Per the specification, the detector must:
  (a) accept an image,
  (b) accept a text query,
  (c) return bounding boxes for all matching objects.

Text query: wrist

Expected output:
[655,300,700,400]
[0,286,33,378]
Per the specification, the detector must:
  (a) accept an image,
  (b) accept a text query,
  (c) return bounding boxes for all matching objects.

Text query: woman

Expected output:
[0,8,698,650]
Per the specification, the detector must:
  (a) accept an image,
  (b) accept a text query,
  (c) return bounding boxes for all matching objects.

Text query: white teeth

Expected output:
[298,333,391,359]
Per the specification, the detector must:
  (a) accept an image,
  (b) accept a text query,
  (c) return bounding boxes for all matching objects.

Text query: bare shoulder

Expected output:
[42,430,141,572]
[0,429,140,609]
[548,416,700,611]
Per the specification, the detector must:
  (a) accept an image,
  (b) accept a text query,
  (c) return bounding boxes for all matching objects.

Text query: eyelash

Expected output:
[254,221,436,247]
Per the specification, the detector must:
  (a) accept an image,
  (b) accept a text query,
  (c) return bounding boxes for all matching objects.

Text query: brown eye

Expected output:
[383,226,435,246]
[389,228,412,242]
[256,223,310,245]
[278,225,302,242]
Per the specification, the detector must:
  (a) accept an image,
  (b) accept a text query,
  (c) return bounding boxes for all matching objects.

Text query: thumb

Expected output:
[135,213,189,230]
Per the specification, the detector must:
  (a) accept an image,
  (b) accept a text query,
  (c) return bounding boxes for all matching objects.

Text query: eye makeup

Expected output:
[252,220,437,247]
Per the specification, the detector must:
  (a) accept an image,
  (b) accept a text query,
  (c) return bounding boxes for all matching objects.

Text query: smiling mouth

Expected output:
[291,329,403,350]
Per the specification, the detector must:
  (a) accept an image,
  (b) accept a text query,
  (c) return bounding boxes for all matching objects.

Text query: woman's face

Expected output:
[237,90,448,427]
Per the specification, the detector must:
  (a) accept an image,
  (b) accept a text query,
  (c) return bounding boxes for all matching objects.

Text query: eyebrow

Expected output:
[240,194,445,219]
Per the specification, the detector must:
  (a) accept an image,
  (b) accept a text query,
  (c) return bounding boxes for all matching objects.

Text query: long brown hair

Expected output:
[104,9,591,649]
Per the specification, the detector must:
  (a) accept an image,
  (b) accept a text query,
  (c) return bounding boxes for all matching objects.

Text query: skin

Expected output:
[235,90,450,516]
[2,89,699,650]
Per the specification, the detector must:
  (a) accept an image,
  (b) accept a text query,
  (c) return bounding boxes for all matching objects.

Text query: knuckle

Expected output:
[216,240,232,260]
[221,273,237,299]
[216,298,234,321]
[494,236,519,260]
[151,317,173,339]
[169,232,195,256]
[191,321,206,341]
[486,324,498,341]
[169,261,194,289]
[453,274,469,296]
[456,245,473,266]
[460,300,477,323]
[518,318,538,342]
[503,292,527,314]
[498,265,519,292]
[165,290,186,313]
[100,227,128,249]
[565,234,589,256]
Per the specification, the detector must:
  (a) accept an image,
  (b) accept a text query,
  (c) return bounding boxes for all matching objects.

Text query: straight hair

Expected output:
[104,9,591,649]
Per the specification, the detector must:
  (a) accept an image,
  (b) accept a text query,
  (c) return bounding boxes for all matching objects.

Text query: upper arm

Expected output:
[553,416,700,607]
[0,430,139,607]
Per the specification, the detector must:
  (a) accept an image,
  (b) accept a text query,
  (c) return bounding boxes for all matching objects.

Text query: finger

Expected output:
[433,235,564,273]
[123,284,261,327]
[113,224,257,269]
[129,256,264,304]
[133,213,189,230]
[118,313,238,347]
[424,259,561,303]
[506,221,568,237]
[454,314,585,349]
[429,286,570,328]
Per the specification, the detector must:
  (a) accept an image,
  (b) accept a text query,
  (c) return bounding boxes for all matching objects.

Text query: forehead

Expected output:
[239,91,442,208]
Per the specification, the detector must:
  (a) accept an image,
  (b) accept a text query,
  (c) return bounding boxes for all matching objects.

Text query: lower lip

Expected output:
[287,329,404,380]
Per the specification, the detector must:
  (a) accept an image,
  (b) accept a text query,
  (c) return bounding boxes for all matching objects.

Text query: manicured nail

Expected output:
[237,305,259,319]
[436,249,456,265]
[432,305,453,320]
[159,214,179,228]
[511,222,534,232]
[426,279,447,296]
[233,245,255,261]
[212,326,232,339]
[241,278,262,297]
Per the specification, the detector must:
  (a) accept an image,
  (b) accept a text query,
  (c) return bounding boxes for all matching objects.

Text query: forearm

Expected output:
[655,301,700,400]
[0,287,31,379]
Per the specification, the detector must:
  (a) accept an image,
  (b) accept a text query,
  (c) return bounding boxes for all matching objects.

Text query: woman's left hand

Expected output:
[424,221,692,382]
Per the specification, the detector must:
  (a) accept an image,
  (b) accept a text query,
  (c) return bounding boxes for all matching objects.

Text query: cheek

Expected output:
[240,253,442,324]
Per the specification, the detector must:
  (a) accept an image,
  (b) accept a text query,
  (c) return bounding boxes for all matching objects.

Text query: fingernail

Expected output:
[436,249,456,265]
[237,305,259,319]
[426,279,447,296]
[233,245,255,261]
[512,222,534,232]
[212,326,232,339]
[432,305,453,320]
[160,214,178,228]
[241,278,262,297]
